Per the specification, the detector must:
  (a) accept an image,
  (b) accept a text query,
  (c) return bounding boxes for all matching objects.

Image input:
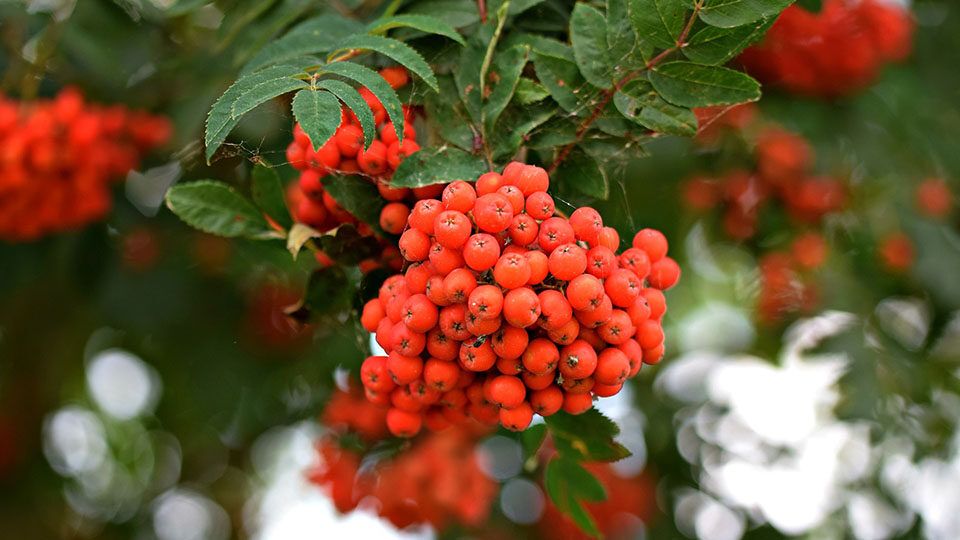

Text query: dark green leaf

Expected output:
[630,0,688,50]
[426,76,476,151]
[533,52,589,113]
[699,0,794,28]
[165,181,274,239]
[316,224,382,264]
[322,61,405,143]
[649,61,761,107]
[545,408,632,461]
[405,0,480,28]
[554,148,609,199]
[291,89,342,150]
[366,14,466,45]
[796,0,822,12]
[571,3,614,89]
[315,79,376,149]
[391,147,488,188]
[454,38,487,124]
[613,78,655,121]
[638,96,697,136]
[484,45,530,131]
[489,0,546,16]
[515,77,550,104]
[684,16,775,65]
[321,175,388,235]
[491,102,557,160]
[526,119,578,148]
[205,64,309,162]
[545,457,605,537]
[303,266,353,315]
[241,15,365,74]
[251,162,293,230]
[607,0,652,67]
[333,35,439,92]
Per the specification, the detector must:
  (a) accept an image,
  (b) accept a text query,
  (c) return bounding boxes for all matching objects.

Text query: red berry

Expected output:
[503,287,541,328]
[463,233,501,271]
[499,401,534,431]
[386,408,422,437]
[632,228,669,262]
[379,202,409,235]
[485,375,526,409]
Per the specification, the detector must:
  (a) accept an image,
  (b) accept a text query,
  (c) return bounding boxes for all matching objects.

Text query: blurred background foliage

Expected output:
[1,0,959,539]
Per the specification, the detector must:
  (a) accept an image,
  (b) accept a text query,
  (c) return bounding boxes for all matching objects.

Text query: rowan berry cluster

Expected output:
[308,423,496,529]
[0,88,170,241]
[357,162,679,438]
[756,233,827,323]
[683,125,846,240]
[287,67,422,234]
[738,0,913,98]
[915,178,953,219]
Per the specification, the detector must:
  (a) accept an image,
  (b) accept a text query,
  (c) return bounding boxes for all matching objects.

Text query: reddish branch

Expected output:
[548,1,704,174]
[478,0,487,23]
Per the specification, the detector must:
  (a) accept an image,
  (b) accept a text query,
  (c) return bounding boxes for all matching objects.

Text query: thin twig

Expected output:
[478,0,488,23]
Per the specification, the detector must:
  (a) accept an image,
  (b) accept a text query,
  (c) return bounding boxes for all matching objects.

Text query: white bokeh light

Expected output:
[500,478,545,525]
[43,406,108,476]
[86,348,160,420]
[153,488,230,540]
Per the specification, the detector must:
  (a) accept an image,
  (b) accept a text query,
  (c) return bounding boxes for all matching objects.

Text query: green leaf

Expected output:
[405,0,480,28]
[683,16,775,65]
[455,37,487,125]
[571,3,614,89]
[491,102,557,160]
[332,35,439,92]
[322,61,405,143]
[639,96,697,136]
[545,457,605,537]
[607,0,652,67]
[366,14,466,45]
[426,76,476,151]
[391,147,488,188]
[630,0,688,50]
[795,0,822,11]
[615,79,697,136]
[205,64,309,162]
[484,45,529,132]
[520,423,548,459]
[165,181,275,239]
[241,15,365,74]
[303,266,353,316]
[287,222,321,258]
[316,224,382,264]
[315,79,376,149]
[291,89,343,150]
[545,408,632,461]
[533,52,588,113]
[251,162,293,230]
[699,0,794,28]
[515,77,550,104]
[321,175,388,235]
[649,61,760,107]
[554,147,609,199]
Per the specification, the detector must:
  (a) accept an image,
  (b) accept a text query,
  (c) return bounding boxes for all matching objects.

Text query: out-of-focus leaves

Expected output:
[366,14,466,45]
[241,15,365,74]
[544,457,606,537]
[303,266,353,316]
[520,423,548,459]
[545,408,631,461]
[315,224,382,265]
[251,162,293,230]
[391,147,488,188]
[649,61,761,107]
[165,181,276,239]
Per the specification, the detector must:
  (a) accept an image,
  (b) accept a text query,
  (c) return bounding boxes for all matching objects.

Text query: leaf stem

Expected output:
[548,3,703,174]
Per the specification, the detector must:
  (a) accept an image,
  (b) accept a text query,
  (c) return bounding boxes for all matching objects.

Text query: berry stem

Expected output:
[547,1,704,174]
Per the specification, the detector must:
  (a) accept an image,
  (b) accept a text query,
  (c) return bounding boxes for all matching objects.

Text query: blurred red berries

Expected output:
[739,0,914,98]
[0,88,170,241]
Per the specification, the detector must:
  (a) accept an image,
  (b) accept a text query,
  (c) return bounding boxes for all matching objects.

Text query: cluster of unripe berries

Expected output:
[357,162,680,438]
[309,385,495,528]
[0,88,170,241]
[739,0,913,98]
[684,122,846,240]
